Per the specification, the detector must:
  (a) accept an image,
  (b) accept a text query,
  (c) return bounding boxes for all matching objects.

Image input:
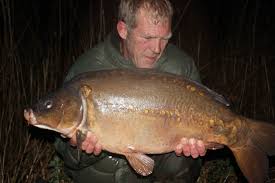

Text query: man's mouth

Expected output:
[145,56,157,63]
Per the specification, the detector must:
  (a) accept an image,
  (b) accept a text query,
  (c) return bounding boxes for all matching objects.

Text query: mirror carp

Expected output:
[24,69,275,182]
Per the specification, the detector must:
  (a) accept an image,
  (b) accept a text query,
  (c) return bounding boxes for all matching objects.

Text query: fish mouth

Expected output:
[23,108,81,137]
[24,109,37,125]
[24,108,60,132]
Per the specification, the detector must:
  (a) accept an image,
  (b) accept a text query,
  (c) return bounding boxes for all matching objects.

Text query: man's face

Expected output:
[122,8,172,68]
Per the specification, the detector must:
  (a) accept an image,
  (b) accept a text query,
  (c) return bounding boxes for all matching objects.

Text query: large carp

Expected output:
[24,69,275,182]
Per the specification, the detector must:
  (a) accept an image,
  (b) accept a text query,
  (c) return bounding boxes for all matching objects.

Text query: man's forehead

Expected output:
[141,32,172,39]
[135,19,172,39]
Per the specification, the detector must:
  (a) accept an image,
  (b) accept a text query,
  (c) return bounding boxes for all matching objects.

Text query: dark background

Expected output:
[1,0,275,182]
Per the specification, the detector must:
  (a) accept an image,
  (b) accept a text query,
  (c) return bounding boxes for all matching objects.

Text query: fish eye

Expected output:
[44,100,53,109]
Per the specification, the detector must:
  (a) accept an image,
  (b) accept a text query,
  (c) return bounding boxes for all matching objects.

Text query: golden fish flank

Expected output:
[23,69,275,183]
[142,108,181,119]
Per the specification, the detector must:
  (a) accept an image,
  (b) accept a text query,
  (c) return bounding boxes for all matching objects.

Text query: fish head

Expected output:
[24,86,83,138]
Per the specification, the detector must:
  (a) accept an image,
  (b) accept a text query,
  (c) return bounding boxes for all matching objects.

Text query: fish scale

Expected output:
[24,69,275,183]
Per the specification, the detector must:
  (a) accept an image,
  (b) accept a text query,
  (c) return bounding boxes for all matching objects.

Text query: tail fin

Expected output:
[248,119,275,156]
[231,119,275,183]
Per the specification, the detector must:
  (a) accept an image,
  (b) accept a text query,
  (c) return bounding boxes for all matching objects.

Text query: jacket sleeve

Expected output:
[64,45,115,82]
[54,138,107,170]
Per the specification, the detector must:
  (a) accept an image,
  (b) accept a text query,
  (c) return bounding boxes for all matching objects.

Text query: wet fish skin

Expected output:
[24,69,275,183]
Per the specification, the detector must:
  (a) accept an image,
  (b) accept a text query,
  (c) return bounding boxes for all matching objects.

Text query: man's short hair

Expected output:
[118,0,173,29]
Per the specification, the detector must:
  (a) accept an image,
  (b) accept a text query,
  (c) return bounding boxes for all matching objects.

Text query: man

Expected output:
[55,0,206,182]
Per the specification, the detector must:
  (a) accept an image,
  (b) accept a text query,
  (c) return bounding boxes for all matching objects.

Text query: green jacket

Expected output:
[55,31,201,183]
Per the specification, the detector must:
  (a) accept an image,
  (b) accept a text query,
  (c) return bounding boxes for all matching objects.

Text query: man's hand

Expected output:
[175,138,206,158]
[69,131,102,155]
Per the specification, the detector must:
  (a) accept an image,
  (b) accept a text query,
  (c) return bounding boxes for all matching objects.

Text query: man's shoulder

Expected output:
[77,42,106,63]
[165,44,193,64]
[159,44,201,82]
[160,44,194,72]
[65,41,113,81]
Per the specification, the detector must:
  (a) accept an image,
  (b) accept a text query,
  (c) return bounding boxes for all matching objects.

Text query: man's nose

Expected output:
[151,39,161,54]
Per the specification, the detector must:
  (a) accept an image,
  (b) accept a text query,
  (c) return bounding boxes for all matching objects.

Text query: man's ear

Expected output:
[117,20,128,40]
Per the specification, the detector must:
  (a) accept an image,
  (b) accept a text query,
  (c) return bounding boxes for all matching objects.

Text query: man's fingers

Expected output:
[81,140,89,150]
[189,138,199,158]
[85,142,95,154]
[175,137,206,158]
[83,132,97,152]
[197,140,206,156]
[94,143,102,156]
[181,138,191,156]
[183,145,191,156]
[190,145,199,158]
[88,132,98,145]
[175,144,183,156]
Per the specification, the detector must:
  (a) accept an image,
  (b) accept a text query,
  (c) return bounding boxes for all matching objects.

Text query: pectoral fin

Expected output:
[76,129,87,148]
[75,129,87,162]
[79,85,92,98]
[125,153,154,176]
